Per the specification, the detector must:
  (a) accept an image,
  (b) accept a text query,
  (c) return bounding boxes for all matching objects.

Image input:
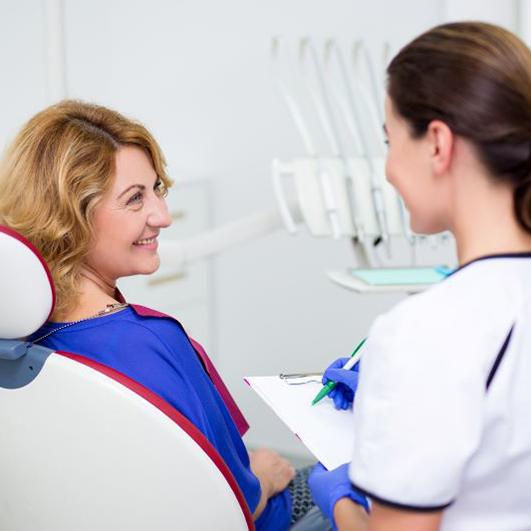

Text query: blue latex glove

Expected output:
[323,357,360,410]
[308,462,369,528]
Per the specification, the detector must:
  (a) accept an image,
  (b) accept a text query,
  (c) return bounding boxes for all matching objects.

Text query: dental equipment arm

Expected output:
[158,202,302,272]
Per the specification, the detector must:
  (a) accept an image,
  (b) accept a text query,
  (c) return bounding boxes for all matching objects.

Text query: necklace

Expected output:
[31,302,129,344]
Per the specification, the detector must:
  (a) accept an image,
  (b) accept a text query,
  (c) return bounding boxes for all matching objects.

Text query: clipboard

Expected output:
[244,375,354,470]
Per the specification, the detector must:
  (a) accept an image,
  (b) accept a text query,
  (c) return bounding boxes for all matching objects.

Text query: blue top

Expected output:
[29,307,291,530]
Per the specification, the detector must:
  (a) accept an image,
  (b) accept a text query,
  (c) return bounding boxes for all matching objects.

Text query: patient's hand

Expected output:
[250,448,295,496]
[249,448,295,519]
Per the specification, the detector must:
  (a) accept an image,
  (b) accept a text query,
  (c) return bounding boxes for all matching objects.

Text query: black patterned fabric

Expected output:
[288,466,316,525]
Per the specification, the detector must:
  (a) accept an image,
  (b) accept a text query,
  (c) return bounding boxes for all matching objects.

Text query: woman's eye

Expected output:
[127,191,143,205]
[154,179,168,197]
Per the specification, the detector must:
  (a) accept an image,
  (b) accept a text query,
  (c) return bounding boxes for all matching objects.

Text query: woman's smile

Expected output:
[133,236,159,251]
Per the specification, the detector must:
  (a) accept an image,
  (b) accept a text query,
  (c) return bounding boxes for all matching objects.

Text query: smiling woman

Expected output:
[308,21,531,531]
[0,101,173,321]
[0,101,323,530]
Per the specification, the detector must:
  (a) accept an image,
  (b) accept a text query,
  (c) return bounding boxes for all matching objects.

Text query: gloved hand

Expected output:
[323,357,360,410]
[308,462,368,529]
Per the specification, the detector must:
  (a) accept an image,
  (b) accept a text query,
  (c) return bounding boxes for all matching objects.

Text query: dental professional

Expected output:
[0,101,327,530]
[309,22,531,531]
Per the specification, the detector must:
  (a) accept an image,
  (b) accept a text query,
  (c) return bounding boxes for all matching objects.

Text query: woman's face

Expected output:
[85,145,171,283]
[384,96,449,234]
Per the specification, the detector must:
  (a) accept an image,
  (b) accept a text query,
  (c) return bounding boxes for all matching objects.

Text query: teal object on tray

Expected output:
[349,266,453,286]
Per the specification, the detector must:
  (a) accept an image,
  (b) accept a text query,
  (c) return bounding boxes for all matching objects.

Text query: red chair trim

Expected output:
[57,350,255,531]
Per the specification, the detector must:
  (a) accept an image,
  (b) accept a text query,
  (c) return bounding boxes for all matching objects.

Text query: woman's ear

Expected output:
[426,120,454,176]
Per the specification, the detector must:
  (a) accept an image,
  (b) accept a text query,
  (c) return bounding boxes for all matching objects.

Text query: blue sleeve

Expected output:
[255,489,292,531]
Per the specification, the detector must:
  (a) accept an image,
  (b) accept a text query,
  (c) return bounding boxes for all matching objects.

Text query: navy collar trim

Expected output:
[449,251,531,278]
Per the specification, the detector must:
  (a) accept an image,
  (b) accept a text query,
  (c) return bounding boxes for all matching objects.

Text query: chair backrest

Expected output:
[0,226,254,531]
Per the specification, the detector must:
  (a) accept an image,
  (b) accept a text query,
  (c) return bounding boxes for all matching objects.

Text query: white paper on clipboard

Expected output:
[244,375,355,470]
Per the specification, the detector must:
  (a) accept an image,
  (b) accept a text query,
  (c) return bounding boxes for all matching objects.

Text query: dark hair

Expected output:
[387,22,531,232]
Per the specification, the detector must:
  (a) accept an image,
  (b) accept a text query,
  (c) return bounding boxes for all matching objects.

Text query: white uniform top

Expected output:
[350,255,531,531]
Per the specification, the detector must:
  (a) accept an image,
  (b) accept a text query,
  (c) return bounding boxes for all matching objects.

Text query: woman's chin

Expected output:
[133,256,161,276]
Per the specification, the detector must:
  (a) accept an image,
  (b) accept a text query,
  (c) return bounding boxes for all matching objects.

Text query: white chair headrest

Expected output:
[0,226,55,339]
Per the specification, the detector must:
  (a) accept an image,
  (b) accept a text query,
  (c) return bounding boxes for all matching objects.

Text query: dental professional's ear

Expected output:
[426,120,454,176]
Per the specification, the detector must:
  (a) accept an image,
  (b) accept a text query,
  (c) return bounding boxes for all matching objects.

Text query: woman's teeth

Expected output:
[133,237,156,245]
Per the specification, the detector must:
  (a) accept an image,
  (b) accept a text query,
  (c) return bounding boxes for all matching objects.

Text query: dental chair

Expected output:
[0,226,254,531]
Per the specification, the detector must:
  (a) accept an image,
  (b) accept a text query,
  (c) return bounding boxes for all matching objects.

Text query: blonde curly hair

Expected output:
[0,100,172,319]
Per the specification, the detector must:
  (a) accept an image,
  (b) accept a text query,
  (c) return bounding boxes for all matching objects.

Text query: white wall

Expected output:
[0,1,48,145]
[442,0,517,28]
[520,0,531,43]
[0,0,524,458]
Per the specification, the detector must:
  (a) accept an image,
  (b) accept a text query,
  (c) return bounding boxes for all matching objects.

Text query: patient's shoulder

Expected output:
[101,305,195,354]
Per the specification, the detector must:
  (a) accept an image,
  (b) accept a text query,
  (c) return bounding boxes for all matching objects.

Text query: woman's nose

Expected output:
[148,198,172,228]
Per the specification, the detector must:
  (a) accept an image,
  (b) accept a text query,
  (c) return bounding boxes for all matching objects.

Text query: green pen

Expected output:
[311,337,367,406]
